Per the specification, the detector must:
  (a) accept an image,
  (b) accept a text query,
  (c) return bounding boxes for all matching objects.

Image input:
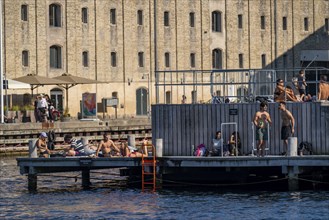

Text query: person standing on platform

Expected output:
[278,101,295,156]
[298,70,307,101]
[253,101,272,157]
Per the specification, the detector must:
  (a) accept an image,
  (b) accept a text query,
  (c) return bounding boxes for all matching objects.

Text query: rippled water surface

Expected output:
[1,157,328,219]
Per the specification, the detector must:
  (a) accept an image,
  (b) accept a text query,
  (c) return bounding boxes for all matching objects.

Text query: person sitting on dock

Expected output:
[274,79,299,102]
[211,131,223,156]
[253,101,272,157]
[96,133,122,157]
[122,141,148,157]
[318,75,329,101]
[228,131,241,156]
[64,134,98,157]
[36,132,51,158]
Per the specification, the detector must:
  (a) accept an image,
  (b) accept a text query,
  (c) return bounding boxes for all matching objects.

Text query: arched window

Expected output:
[111,52,117,67]
[189,12,195,27]
[138,52,144,67]
[49,4,61,27]
[212,11,222,32]
[22,50,29,67]
[165,52,170,68]
[82,51,89,67]
[82,7,88,23]
[21,5,28,21]
[191,90,197,103]
[136,88,148,116]
[164,11,169,26]
[165,91,171,104]
[137,10,143,25]
[212,49,222,69]
[50,45,62,68]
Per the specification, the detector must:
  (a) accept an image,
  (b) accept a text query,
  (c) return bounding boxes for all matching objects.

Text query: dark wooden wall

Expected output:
[152,102,329,156]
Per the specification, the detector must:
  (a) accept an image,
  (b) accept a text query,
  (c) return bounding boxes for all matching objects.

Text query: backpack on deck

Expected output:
[194,144,209,157]
[298,141,313,155]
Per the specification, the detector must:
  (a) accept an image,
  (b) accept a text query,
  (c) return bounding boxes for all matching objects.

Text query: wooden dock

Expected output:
[15,102,329,191]
[17,155,329,191]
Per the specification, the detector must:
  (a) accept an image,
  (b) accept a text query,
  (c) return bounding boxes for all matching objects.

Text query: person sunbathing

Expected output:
[122,141,148,157]
[274,79,299,102]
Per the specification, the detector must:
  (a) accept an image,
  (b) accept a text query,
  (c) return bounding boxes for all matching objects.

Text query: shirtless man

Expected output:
[253,102,272,157]
[96,133,121,157]
[278,101,295,155]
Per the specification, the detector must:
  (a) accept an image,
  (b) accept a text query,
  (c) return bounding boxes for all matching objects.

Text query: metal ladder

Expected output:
[142,144,156,192]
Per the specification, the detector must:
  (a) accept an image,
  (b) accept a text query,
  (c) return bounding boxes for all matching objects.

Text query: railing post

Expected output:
[156,138,163,157]
[29,139,37,158]
[127,135,135,147]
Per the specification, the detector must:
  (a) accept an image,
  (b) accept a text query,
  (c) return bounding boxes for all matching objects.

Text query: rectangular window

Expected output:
[239,54,243,68]
[212,11,222,32]
[82,51,88,67]
[111,52,117,67]
[190,12,195,27]
[138,52,144,67]
[82,8,88,23]
[165,52,170,68]
[21,5,28,21]
[304,17,309,31]
[164,11,169,26]
[283,16,287,30]
[137,10,143,25]
[110,9,116,25]
[22,51,29,66]
[261,54,266,68]
[190,53,195,68]
[261,16,265,30]
[238,14,243,29]
[325,18,329,31]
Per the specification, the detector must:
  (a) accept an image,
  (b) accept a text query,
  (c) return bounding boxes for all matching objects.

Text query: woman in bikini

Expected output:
[122,140,148,157]
[36,132,51,158]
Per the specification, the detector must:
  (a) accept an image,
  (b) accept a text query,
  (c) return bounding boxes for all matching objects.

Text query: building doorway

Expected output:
[50,88,63,112]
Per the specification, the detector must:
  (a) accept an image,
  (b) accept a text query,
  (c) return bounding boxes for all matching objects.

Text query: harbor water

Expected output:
[1,156,328,220]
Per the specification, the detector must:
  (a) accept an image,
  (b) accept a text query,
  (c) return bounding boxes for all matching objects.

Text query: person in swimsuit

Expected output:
[253,102,272,157]
[96,133,121,157]
[64,134,97,156]
[36,132,51,158]
[122,140,148,157]
[278,101,295,155]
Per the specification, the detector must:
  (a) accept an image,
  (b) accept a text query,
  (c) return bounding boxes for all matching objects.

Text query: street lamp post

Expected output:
[142,73,150,118]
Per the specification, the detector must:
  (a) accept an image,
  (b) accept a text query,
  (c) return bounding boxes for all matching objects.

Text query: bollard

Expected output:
[29,139,38,158]
[287,137,298,156]
[127,135,135,147]
[156,139,163,157]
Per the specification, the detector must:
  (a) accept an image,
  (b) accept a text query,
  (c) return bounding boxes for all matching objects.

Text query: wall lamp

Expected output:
[128,78,133,86]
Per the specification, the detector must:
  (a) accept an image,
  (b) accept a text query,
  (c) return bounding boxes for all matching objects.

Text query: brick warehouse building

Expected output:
[1,0,329,118]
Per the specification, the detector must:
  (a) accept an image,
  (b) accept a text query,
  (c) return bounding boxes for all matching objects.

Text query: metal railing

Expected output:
[155,67,329,104]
